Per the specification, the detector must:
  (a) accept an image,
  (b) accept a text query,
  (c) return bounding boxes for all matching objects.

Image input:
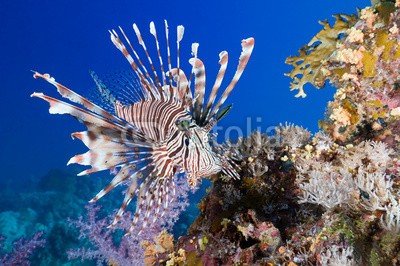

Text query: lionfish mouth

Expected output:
[32,20,254,234]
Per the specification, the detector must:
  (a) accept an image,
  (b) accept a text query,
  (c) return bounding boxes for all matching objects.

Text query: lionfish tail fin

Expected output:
[214,143,240,180]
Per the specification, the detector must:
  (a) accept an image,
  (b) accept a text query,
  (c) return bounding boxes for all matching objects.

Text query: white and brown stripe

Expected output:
[32,21,254,234]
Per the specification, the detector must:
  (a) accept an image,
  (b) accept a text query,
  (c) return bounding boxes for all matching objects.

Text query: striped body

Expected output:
[32,21,254,233]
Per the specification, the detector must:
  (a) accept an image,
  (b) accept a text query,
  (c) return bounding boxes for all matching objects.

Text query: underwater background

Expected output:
[1,0,368,183]
[6,0,400,265]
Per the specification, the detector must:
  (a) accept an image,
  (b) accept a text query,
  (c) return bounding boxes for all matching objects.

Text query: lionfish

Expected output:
[32,21,254,233]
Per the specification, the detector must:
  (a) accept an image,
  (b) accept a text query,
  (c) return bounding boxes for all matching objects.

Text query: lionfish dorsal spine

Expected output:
[176,25,185,97]
[132,23,163,91]
[109,29,152,96]
[164,20,174,91]
[206,37,255,122]
[200,51,229,125]
[190,57,206,123]
[149,22,167,87]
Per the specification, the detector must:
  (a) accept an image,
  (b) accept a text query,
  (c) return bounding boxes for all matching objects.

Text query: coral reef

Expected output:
[152,2,400,265]
[287,0,400,144]
[4,1,400,265]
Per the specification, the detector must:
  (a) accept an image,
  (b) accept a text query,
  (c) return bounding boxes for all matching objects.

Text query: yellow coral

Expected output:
[376,31,400,60]
[362,50,377,77]
[285,14,357,97]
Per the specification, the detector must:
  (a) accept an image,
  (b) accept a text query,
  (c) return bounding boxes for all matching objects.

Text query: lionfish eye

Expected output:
[176,118,191,131]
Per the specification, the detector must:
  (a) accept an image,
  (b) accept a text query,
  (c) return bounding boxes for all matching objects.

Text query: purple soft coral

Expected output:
[67,175,191,265]
[0,232,46,266]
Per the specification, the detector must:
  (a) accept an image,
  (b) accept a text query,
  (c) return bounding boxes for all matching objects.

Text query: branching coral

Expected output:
[285,14,358,97]
[275,123,312,150]
[298,169,355,210]
[295,136,398,216]
[354,170,393,211]
[319,245,356,266]
[381,196,400,232]
[339,140,394,171]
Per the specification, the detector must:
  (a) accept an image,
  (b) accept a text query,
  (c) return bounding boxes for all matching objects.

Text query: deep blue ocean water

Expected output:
[1,0,369,182]
[0,0,370,262]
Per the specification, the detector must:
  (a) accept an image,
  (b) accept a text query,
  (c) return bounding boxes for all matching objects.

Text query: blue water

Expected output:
[0,0,369,182]
[0,0,370,262]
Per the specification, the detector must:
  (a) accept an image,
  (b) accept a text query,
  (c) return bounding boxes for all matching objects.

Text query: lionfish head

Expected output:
[32,20,254,233]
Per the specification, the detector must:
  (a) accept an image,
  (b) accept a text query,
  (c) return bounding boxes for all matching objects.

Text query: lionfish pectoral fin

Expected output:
[121,174,176,233]
[108,173,140,228]
[33,72,121,123]
[31,90,122,131]
[89,164,134,203]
